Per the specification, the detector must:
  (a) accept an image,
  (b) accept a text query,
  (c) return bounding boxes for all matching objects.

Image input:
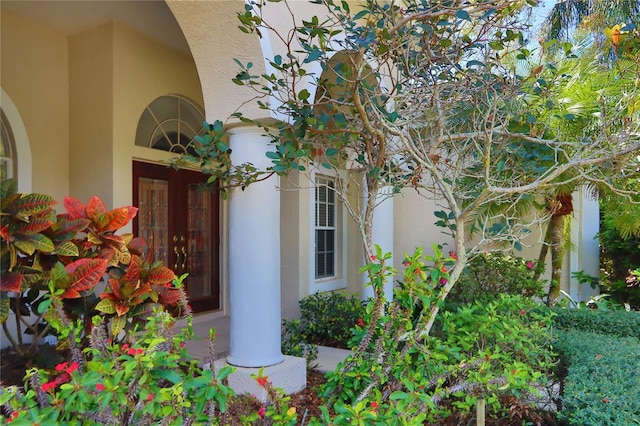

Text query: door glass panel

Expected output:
[187,183,211,298]
[138,178,169,264]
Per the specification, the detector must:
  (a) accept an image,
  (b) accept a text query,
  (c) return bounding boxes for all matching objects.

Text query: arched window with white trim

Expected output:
[0,110,17,182]
[135,95,205,154]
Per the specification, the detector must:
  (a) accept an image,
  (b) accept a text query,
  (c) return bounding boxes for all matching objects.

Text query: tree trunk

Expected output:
[546,213,568,307]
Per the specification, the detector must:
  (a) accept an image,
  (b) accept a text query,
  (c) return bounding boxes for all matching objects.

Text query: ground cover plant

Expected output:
[553,329,640,426]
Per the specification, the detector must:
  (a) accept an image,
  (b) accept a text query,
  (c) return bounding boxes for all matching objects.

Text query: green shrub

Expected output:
[322,294,556,424]
[280,318,319,365]
[552,308,640,338]
[447,252,545,305]
[0,311,240,425]
[282,291,366,351]
[554,330,640,426]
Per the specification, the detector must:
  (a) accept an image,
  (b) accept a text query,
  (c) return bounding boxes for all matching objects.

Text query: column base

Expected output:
[212,355,307,402]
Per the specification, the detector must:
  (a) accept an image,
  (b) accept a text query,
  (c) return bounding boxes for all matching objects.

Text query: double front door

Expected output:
[133,161,220,313]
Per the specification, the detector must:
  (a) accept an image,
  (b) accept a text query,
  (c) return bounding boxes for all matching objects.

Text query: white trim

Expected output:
[1,88,32,192]
[309,168,348,293]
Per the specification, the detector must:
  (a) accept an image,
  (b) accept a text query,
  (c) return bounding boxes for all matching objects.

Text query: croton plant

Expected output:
[0,178,188,363]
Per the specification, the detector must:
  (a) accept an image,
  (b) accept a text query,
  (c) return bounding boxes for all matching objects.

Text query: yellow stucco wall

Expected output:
[68,22,115,206]
[1,12,70,203]
[111,22,204,211]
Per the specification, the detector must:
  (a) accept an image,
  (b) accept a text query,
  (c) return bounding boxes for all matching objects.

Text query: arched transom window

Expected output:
[135,95,205,155]
[0,110,17,182]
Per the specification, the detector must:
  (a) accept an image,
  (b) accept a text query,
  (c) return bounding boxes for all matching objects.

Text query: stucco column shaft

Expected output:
[226,126,284,368]
[362,185,394,301]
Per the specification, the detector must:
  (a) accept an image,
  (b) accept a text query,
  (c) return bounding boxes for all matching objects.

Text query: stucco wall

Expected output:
[394,189,455,269]
[112,22,204,212]
[1,12,69,203]
[167,0,262,122]
[68,23,115,206]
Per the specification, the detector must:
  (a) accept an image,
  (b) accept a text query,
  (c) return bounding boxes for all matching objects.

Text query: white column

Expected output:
[226,125,284,367]
[362,185,394,301]
[570,187,600,302]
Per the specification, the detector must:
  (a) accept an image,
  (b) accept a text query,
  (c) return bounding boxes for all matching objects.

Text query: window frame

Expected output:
[309,171,347,293]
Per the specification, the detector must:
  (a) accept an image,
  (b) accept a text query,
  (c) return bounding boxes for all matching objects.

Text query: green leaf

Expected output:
[266,151,281,160]
[325,148,339,157]
[0,293,9,323]
[111,315,126,336]
[0,178,17,201]
[434,210,448,219]
[55,241,79,257]
[390,390,409,400]
[456,10,471,21]
[157,369,183,384]
[95,299,116,314]
[298,89,310,101]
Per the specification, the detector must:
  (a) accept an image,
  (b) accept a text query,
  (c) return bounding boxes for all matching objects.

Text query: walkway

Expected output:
[183,312,351,373]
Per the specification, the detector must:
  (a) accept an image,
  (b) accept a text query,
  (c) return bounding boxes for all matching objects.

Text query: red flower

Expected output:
[370,401,379,409]
[146,393,154,401]
[66,362,79,374]
[55,362,68,372]
[520,309,526,315]
[126,348,144,356]
[96,383,105,392]
[370,255,376,261]
[258,406,266,418]
[449,251,457,260]
[357,318,365,327]
[526,261,534,269]
[439,278,448,285]
[42,381,57,392]
[121,343,130,351]
[256,376,268,387]
[602,398,610,403]
[7,411,18,422]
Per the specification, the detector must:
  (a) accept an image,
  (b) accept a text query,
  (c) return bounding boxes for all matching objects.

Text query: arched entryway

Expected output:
[132,95,220,313]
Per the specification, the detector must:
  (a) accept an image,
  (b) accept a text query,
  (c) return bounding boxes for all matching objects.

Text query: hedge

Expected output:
[554,329,640,425]
[552,307,640,338]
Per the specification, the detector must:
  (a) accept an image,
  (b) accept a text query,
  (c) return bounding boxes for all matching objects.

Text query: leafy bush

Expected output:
[280,318,319,366]
[282,291,366,355]
[0,310,242,425]
[447,252,544,306]
[322,292,556,424]
[0,180,188,364]
[554,329,640,426]
[552,308,640,338]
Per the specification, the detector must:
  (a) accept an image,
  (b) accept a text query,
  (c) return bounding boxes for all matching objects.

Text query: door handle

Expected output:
[173,235,184,270]
[180,235,187,269]
[173,243,181,270]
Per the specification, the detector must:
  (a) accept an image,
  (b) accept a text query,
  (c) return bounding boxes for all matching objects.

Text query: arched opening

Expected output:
[133,95,219,314]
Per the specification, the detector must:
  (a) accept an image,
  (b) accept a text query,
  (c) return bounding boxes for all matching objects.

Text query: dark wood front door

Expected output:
[133,161,220,313]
